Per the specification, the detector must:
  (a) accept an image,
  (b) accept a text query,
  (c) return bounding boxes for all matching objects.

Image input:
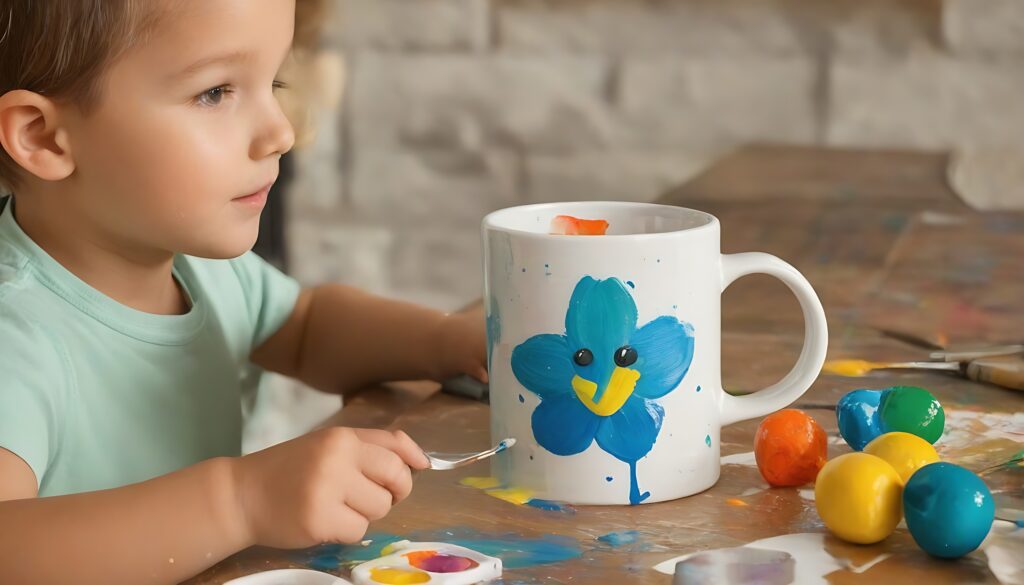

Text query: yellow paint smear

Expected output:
[459,476,535,505]
[822,359,888,377]
[368,567,430,584]
[725,498,749,507]
[485,487,535,505]
[459,476,502,490]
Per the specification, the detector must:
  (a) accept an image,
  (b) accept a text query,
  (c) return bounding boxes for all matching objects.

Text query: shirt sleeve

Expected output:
[228,251,302,349]
[0,307,68,488]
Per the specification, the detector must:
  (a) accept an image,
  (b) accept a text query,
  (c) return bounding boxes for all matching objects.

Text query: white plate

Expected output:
[224,569,353,585]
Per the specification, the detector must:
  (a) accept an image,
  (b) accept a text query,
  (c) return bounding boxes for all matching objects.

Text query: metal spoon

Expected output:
[424,438,516,471]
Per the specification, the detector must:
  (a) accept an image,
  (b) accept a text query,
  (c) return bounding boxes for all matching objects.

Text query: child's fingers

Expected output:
[325,504,371,544]
[343,475,395,522]
[359,444,415,503]
[355,428,430,470]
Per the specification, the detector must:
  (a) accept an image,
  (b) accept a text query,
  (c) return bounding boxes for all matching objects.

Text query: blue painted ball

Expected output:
[903,462,994,558]
[836,389,883,450]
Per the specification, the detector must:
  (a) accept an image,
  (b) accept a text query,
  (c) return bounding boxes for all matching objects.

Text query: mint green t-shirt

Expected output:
[0,198,301,497]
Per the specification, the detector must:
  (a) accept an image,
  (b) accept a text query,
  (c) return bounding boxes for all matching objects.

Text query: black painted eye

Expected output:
[573,348,594,366]
[614,346,638,367]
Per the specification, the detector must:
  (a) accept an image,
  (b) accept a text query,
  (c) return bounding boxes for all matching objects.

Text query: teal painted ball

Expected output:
[836,389,883,450]
[903,462,994,558]
[878,385,944,444]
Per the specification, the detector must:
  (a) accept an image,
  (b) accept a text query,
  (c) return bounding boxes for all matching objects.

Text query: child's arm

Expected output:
[252,284,488,396]
[0,427,429,585]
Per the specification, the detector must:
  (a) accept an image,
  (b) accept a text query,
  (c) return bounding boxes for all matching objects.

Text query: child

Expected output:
[0,1,488,584]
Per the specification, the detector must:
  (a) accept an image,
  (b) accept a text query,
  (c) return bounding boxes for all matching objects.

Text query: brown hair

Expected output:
[0,0,327,192]
[0,0,161,191]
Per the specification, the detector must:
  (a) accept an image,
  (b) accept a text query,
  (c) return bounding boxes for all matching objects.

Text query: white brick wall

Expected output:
[334,0,490,51]
[828,54,1024,149]
[286,0,1024,311]
[944,0,1024,56]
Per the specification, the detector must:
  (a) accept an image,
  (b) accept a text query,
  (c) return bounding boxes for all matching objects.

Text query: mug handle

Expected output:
[718,252,829,426]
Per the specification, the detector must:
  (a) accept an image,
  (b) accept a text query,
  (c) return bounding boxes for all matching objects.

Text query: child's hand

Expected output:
[437,305,488,383]
[231,427,429,549]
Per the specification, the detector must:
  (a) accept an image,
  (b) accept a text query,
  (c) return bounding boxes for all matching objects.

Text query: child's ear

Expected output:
[0,90,75,182]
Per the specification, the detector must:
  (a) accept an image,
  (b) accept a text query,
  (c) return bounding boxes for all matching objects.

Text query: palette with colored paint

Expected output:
[350,541,501,585]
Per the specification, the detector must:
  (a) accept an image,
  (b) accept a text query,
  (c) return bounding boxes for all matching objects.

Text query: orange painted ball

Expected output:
[755,409,828,487]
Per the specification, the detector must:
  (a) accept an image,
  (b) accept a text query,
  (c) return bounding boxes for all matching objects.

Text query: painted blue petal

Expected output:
[594,395,664,463]
[511,334,575,399]
[565,277,638,385]
[629,316,695,399]
[531,392,601,456]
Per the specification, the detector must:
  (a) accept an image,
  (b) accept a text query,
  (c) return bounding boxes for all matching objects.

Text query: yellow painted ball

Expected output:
[864,431,940,485]
[815,452,903,544]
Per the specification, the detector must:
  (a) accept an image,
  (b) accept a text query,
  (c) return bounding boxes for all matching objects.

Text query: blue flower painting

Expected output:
[511,277,695,504]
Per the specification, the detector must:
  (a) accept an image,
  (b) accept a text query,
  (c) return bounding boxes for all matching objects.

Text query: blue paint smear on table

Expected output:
[298,527,582,571]
[596,530,641,547]
[526,498,576,514]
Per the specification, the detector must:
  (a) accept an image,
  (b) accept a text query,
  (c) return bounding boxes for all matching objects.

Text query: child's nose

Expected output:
[250,101,296,161]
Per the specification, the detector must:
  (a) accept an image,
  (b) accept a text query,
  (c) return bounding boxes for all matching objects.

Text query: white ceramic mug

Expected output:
[482,202,828,505]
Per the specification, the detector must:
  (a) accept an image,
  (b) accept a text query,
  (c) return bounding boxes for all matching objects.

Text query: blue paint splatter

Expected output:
[626,280,635,289]
[696,385,702,392]
[526,499,576,514]
[705,434,712,447]
[605,476,613,482]
[597,530,641,547]
[519,394,525,403]
[297,528,582,571]
[672,304,678,309]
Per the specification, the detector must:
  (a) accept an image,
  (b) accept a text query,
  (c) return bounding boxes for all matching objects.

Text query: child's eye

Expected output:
[196,85,233,107]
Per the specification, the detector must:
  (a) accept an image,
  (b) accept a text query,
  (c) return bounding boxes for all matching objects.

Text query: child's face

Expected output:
[61,0,297,259]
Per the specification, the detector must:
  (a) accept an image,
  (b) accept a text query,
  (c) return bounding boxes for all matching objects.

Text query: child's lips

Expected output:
[233,182,273,207]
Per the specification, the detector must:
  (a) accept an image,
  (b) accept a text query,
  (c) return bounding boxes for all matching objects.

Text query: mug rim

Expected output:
[482,201,719,239]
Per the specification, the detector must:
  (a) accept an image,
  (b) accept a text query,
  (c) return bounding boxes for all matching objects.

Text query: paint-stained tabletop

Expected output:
[185,145,1023,585]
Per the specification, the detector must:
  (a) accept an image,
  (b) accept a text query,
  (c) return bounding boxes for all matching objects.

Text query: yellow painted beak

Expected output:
[572,367,641,417]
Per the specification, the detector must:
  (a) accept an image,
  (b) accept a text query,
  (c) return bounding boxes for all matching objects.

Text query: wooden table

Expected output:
[188,145,1023,584]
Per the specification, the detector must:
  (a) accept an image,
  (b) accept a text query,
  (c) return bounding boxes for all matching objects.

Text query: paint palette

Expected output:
[351,541,502,585]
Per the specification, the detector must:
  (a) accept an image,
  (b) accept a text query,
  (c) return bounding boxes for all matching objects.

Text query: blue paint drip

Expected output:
[605,476,613,482]
[626,280,635,289]
[485,297,502,373]
[627,460,650,505]
[297,528,581,571]
[519,393,525,403]
[696,385,702,392]
[705,434,712,447]
[597,530,640,547]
